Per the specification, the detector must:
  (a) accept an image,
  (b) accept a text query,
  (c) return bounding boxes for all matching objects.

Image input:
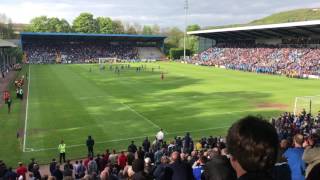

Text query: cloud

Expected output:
[0,0,320,29]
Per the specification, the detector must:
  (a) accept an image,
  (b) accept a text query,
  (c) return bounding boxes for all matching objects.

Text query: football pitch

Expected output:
[1,62,320,165]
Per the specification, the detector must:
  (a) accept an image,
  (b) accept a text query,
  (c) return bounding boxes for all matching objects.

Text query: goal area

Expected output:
[294,95,320,115]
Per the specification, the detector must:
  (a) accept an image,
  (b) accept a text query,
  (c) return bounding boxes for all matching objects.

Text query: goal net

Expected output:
[98,58,117,64]
[294,95,320,115]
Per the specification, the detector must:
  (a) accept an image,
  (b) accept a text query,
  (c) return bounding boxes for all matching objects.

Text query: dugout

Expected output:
[188,20,320,52]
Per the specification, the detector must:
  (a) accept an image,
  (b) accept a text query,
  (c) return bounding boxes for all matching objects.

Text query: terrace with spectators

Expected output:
[188,20,320,79]
[20,32,166,64]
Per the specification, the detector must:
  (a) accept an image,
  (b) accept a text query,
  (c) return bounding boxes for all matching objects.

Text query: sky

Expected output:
[0,0,320,28]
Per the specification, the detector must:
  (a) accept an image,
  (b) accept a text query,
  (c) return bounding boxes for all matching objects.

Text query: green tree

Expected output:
[25,16,49,32]
[72,12,98,33]
[112,20,125,34]
[56,19,72,32]
[47,17,60,32]
[152,24,160,34]
[142,25,153,35]
[187,24,201,31]
[97,17,113,34]
[126,26,137,34]
[164,27,183,48]
[25,16,71,32]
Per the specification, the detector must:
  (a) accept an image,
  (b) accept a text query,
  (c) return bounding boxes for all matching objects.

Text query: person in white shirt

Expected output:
[156,129,164,143]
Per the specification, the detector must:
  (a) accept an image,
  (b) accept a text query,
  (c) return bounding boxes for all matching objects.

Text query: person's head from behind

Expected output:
[280,139,289,149]
[171,151,180,162]
[160,156,170,164]
[293,134,304,147]
[226,116,278,177]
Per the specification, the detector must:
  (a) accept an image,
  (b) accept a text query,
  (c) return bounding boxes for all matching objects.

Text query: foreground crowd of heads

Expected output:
[191,43,320,77]
[1,112,320,180]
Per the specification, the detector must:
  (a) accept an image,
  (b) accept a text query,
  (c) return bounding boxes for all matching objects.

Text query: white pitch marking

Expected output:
[22,65,31,152]
[120,102,162,130]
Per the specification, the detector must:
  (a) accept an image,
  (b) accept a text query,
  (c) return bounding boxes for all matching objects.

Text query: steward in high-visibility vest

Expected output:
[58,140,66,163]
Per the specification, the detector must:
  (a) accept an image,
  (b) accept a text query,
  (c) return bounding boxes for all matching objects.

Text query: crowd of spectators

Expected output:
[24,42,139,64]
[191,43,320,77]
[1,112,320,180]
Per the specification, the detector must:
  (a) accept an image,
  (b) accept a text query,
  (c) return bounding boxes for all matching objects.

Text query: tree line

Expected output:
[0,13,23,63]
[1,12,202,57]
[25,12,201,56]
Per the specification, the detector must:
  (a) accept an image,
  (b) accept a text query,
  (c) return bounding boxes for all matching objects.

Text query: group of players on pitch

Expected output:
[90,63,166,80]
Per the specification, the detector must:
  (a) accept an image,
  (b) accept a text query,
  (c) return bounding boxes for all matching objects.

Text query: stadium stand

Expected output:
[0,39,17,75]
[188,20,320,79]
[137,47,165,60]
[0,112,319,180]
[20,33,166,64]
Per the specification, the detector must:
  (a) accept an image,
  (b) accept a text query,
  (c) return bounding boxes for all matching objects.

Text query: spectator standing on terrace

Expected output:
[183,132,192,153]
[58,140,66,163]
[156,129,164,143]
[142,137,151,152]
[75,160,86,179]
[28,158,36,172]
[53,164,63,180]
[87,156,98,176]
[7,97,12,114]
[227,116,279,180]
[49,159,57,176]
[284,134,306,180]
[86,135,95,157]
[118,151,127,169]
[16,162,27,180]
[192,155,207,180]
[4,167,17,180]
[128,141,137,153]
[303,146,320,180]
[167,151,194,180]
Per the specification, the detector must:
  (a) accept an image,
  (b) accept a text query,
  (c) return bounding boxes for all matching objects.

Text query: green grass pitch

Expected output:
[1,62,319,166]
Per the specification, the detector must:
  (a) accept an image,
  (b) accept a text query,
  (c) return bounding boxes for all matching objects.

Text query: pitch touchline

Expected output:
[23,65,31,152]
[24,126,230,152]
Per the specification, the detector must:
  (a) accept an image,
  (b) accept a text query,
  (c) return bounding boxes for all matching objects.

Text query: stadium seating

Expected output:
[137,47,165,60]
[191,44,320,78]
[24,44,139,64]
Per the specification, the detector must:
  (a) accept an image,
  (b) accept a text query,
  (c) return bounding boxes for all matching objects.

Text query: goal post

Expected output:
[294,95,320,115]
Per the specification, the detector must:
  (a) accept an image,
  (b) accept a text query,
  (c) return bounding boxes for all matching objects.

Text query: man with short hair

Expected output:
[167,151,194,180]
[156,129,164,143]
[128,141,137,153]
[142,137,151,153]
[226,116,279,179]
[86,135,95,157]
[28,158,36,172]
[87,156,98,175]
[284,134,306,180]
[58,140,66,163]
[49,159,57,176]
